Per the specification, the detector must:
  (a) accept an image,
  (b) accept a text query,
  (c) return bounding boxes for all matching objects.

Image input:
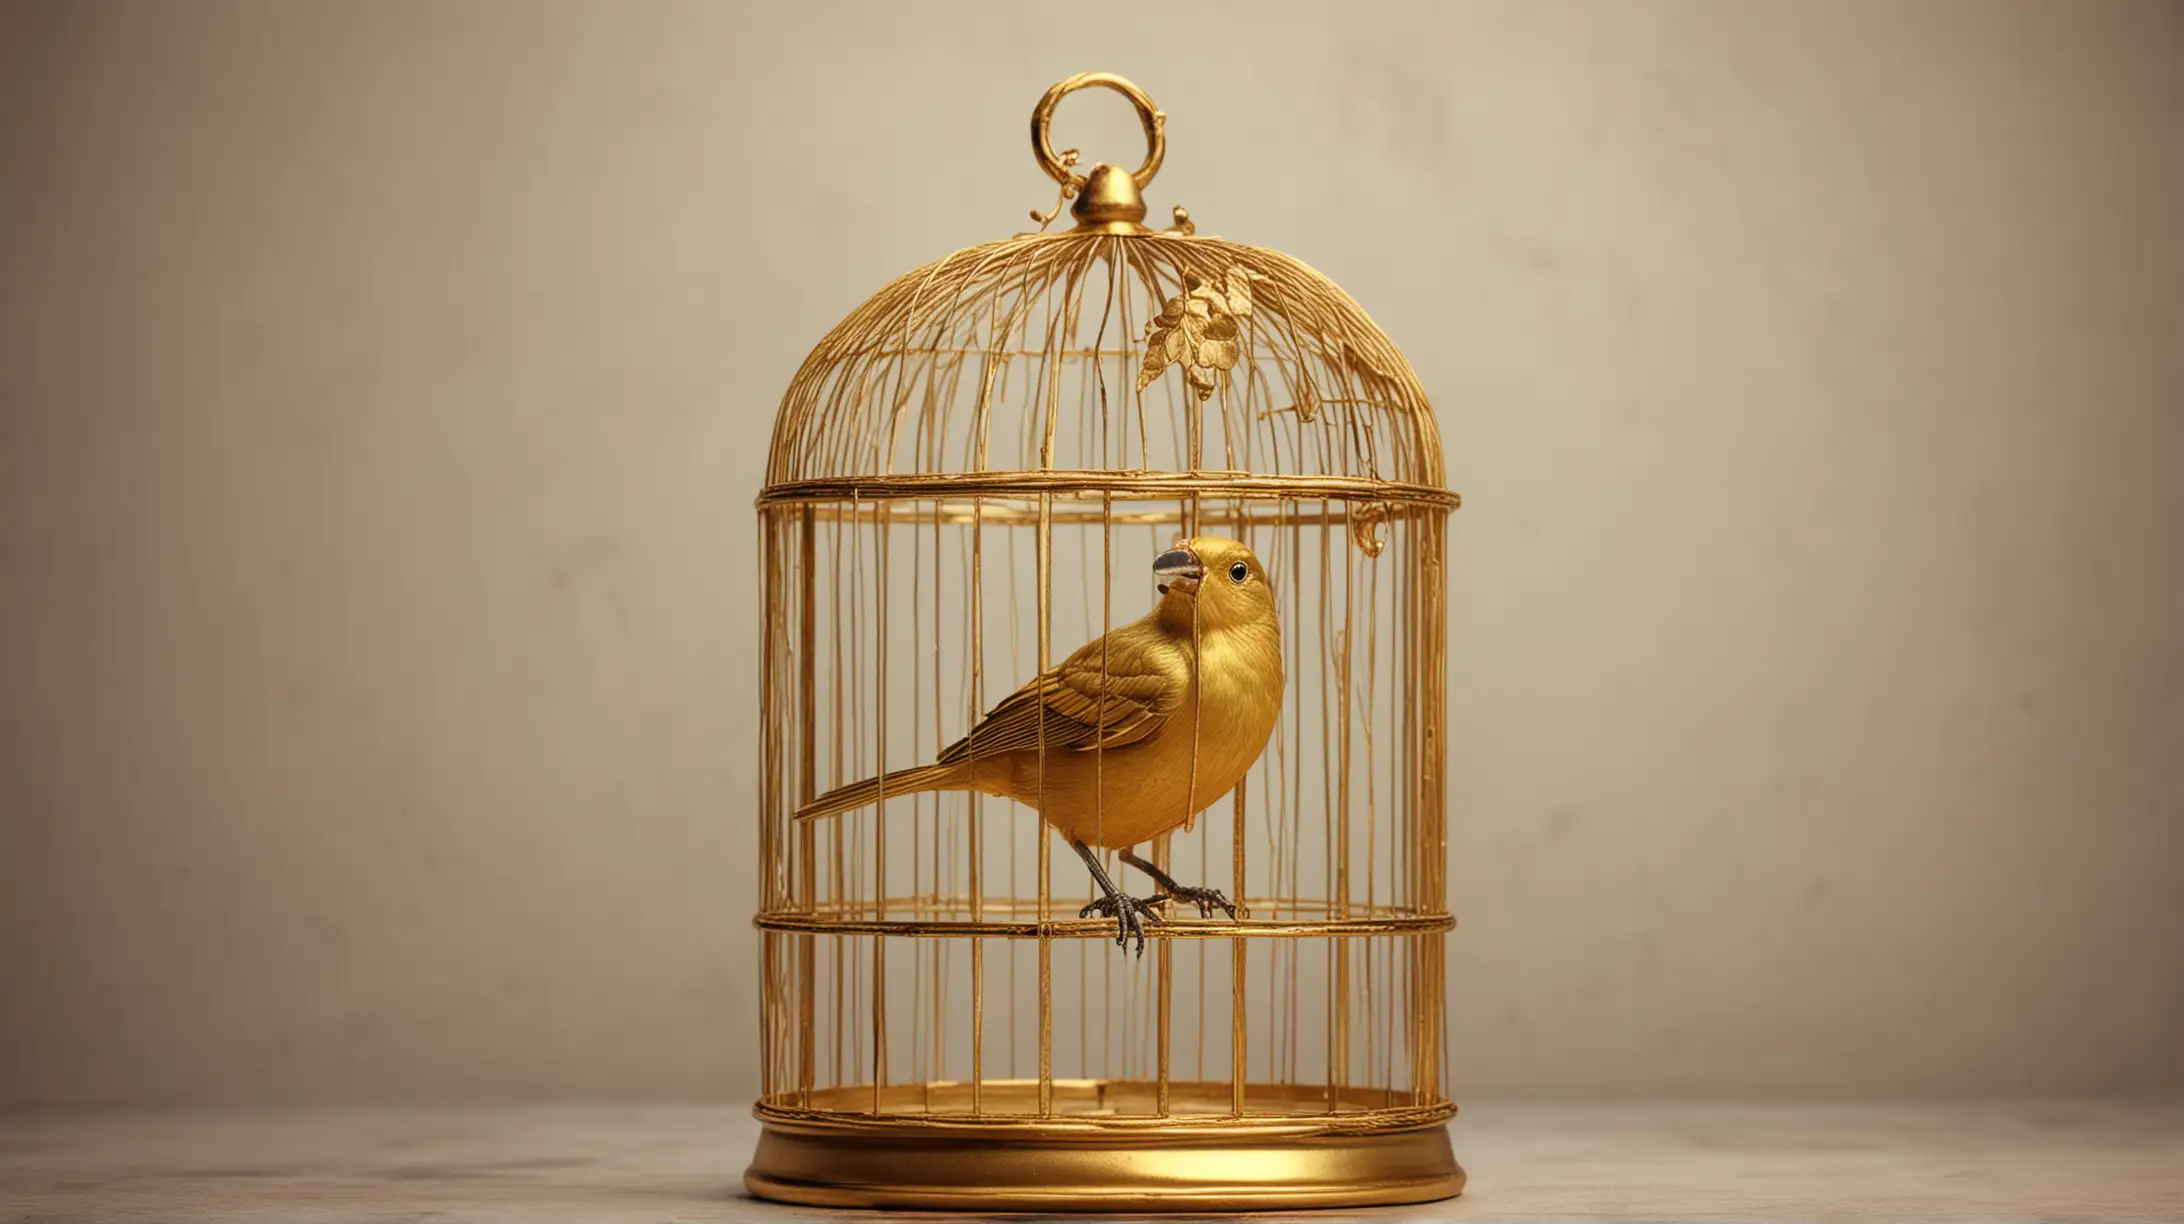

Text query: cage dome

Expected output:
[764,228,1449,498]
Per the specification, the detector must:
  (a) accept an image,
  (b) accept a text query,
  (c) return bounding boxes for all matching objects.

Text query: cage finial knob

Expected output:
[1071,163,1148,230]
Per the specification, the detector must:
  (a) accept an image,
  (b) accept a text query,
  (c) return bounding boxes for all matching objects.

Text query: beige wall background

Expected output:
[3,0,2180,1105]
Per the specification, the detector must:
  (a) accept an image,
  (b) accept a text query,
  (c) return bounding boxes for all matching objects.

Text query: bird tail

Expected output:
[794,762,969,823]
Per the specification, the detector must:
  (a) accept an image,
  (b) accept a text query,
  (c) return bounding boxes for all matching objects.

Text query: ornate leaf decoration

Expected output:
[1261,377,1319,424]
[1350,501,1390,557]
[1344,338,1392,383]
[1137,268,1267,402]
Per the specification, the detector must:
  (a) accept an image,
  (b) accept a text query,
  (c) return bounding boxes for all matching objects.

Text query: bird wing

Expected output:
[937,635,1182,764]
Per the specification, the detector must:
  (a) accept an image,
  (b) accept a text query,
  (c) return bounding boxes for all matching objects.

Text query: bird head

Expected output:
[1154,536,1277,631]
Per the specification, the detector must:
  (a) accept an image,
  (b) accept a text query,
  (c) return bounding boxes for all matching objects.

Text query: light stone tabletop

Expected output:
[4,1102,2181,1221]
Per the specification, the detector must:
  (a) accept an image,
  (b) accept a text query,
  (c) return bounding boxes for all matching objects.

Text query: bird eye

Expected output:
[1229,561,1249,584]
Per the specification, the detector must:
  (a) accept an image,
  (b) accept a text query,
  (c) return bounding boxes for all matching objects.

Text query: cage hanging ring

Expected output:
[1031,72,1166,190]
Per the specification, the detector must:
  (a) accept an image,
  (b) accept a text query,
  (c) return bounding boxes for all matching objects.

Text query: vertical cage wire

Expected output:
[755,230,1453,1126]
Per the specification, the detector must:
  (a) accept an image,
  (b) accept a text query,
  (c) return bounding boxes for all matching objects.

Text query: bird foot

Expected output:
[1079,892,1165,955]
[1161,885,1240,920]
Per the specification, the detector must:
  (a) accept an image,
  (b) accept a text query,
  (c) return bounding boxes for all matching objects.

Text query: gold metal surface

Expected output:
[757,471,1460,510]
[1071,162,1151,233]
[749,71,1462,1212]
[1032,71,1166,191]
[754,911,1452,939]
[746,1081,1461,1212]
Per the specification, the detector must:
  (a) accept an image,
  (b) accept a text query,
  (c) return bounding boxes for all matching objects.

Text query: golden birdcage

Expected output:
[744,73,1462,1211]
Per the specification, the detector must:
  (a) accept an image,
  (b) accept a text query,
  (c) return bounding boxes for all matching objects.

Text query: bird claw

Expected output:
[1079,892,1164,955]
[1163,885,1240,920]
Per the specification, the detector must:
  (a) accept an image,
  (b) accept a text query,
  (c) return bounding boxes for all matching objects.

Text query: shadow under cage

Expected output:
[745,73,1462,1211]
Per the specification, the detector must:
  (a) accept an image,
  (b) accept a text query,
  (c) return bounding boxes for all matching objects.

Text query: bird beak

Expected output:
[1154,544,1203,597]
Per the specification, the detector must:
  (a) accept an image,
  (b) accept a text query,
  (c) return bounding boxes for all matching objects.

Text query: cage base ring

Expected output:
[744,1080,1462,1212]
[745,1121,1462,1212]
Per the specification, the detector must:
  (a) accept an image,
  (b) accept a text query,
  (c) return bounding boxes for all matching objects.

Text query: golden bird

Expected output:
[795,536,1284,953]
